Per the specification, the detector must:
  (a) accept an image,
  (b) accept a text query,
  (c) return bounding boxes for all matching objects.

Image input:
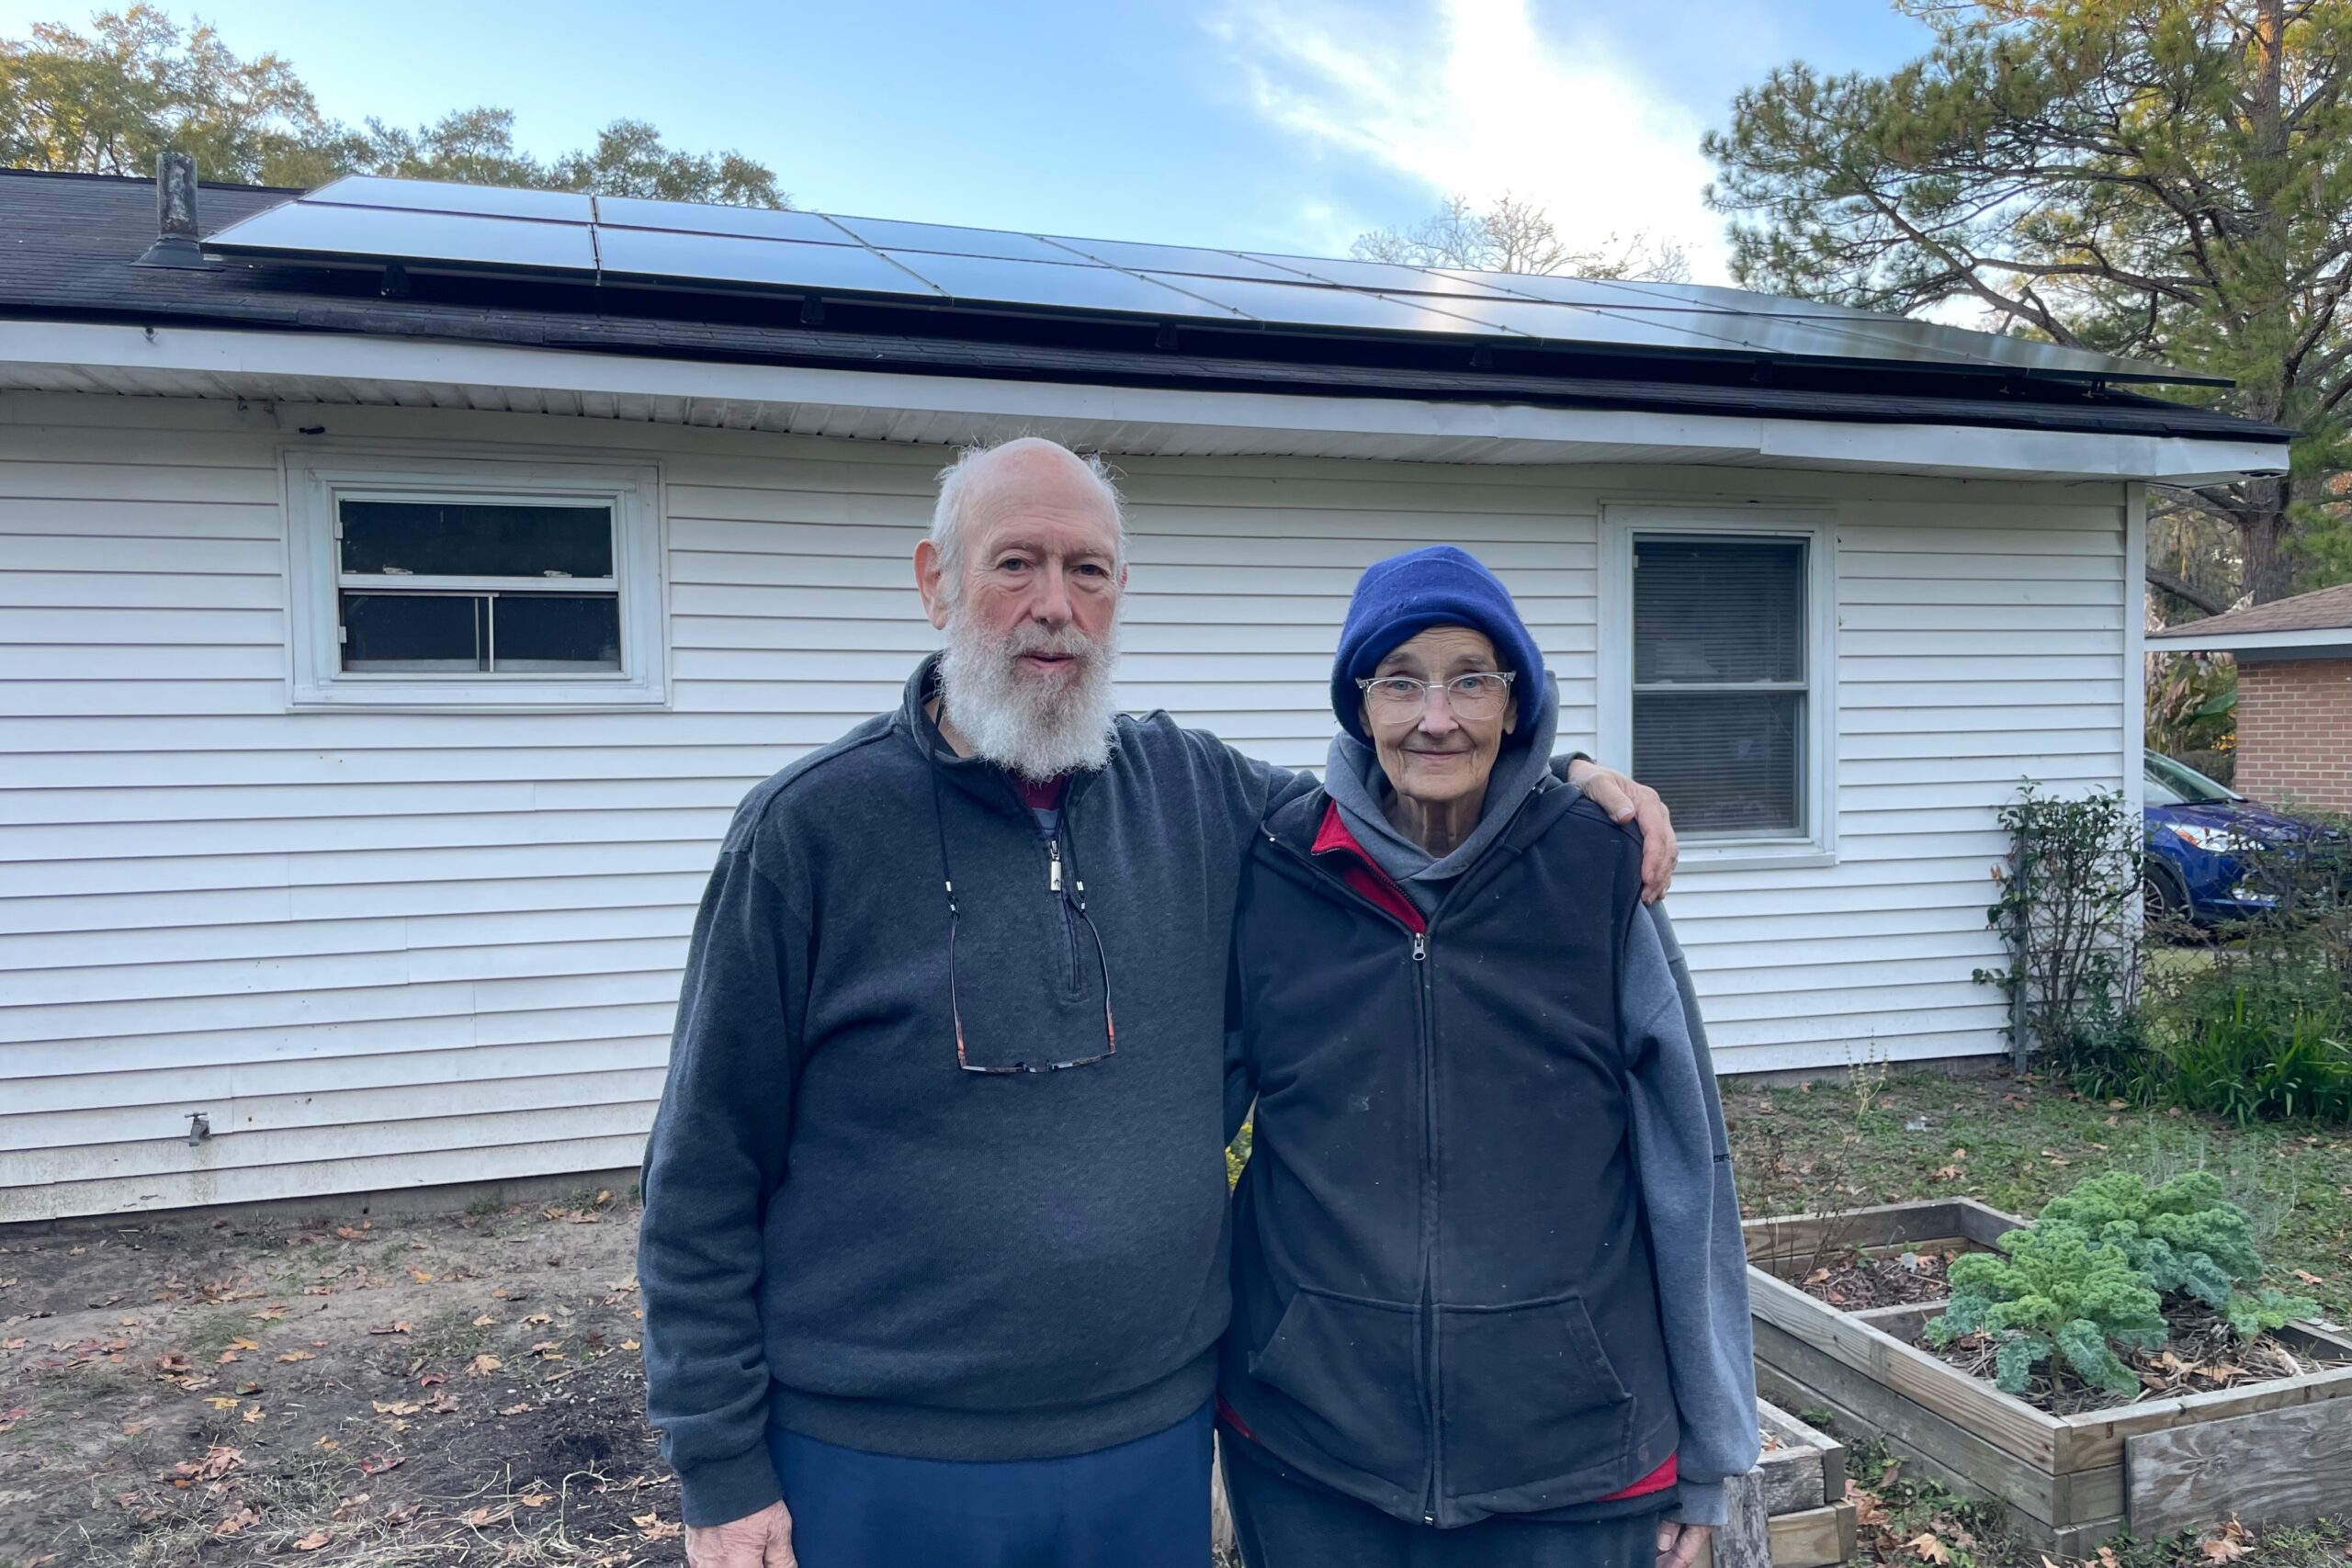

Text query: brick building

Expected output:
[2149,582,2352,814]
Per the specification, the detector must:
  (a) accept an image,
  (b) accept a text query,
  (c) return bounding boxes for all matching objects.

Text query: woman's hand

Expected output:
[1656,1518,1713,1568]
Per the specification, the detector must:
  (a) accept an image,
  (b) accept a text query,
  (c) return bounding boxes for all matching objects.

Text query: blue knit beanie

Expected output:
[1330,545,1549,747]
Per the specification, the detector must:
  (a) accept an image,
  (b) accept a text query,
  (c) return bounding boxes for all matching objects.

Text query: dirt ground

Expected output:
[0,1188,679,1568]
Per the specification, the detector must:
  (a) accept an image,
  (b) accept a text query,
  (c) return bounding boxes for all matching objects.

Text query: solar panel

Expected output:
[829,216,1075,264]
[1042,236,1327,286]
[891,252,1248,321]
[309,175,594,225]
[598,227,939,295]
[205,201,596,274]
[198,175,2212,384]
[594,197,851,246]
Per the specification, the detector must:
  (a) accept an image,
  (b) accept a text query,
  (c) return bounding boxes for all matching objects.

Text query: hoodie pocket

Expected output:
[1246,1287,1426,1492]
[1437,1292,1634,1499]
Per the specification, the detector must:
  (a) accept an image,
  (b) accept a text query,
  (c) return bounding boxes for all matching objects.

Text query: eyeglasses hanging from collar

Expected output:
[929,764,1117,1075]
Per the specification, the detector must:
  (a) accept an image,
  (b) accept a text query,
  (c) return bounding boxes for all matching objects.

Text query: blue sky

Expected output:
[6,0,1937,284]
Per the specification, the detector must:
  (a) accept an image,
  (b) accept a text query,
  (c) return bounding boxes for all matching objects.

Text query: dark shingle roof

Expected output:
[2150,581,2352,641]
[0,170,2297,447]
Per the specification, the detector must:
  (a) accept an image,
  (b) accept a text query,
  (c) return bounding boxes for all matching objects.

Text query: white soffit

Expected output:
[0,321,2294,483]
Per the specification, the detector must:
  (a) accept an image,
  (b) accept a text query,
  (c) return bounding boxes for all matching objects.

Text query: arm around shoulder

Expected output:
[1624,903,1758,1527]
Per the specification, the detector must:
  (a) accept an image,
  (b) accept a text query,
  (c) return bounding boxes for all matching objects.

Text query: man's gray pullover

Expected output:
[1323,694,1759,1525]
[639,657,1309,1526]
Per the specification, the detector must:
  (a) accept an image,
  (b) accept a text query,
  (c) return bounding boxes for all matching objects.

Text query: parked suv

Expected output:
[2142,752,2329,925]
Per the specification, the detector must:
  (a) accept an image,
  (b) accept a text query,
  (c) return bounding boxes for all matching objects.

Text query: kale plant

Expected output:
[2038,1170,2316,1332]
[1926,1222,2165,1396]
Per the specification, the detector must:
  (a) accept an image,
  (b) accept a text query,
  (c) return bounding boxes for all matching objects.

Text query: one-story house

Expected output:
[2148,582,2352,814]
[0,165,2294,1221]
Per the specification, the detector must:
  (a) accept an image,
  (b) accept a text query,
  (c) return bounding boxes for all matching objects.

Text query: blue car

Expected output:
[2142,752,2326,926]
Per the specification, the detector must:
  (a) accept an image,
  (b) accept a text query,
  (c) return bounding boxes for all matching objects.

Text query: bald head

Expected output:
[927,438,1125,604]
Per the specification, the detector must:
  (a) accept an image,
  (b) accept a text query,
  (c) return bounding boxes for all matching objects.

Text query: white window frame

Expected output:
[285,452,665,710]
[1598,503,1838,870]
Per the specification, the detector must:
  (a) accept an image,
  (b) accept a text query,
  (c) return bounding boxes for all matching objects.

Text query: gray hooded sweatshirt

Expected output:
[1323,685,1759,1525]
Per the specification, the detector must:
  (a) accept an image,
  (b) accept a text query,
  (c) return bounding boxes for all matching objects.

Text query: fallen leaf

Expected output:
[213,1504,263,1536]
[1805,1268,1832,1284]
[384,1502,421,1526]
[408,1269,435,1285]
[276,1350,315,1363]
[621,1338,640,1351]
[372,1400,421,1416]
[251,1306,287,1321]
[204,1395,242,1410]
[242,1404,265,1424]
[1910,1533,1951,1564]
[2097,1547,2122,1568]
[357,1453,406,1476]
[1933,1165,1964,1180]
[334,1224,369,1239]
[461,1504,513,1529]
[215,1350,239,1364]
[1846,1483,1888,1526]
[522,1313,553,1326]
[518,1491,552,1508]
[314,1437,339,1451]
[466,1353,503,1377]
[472,1314,499,1328]
[332,1493,371,1521]
[2,1337,24,1350]
[2295,1269,2326,1286]
[366,1321,413,1336]
[228,1337,259,1351]
[2203,1536,2252,1562]
[499,1402,535,1416]
[293,1529,333,1551]
[1879,1459,1902,1489]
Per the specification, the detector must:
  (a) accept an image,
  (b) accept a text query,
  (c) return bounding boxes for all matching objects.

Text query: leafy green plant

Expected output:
[2039,1171,2264,1308]
[1926,1222,2165,1395]
[1929,1171,2321,1397]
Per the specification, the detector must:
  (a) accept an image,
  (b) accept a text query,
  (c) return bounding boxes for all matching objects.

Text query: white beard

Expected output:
[936,610,1121,782]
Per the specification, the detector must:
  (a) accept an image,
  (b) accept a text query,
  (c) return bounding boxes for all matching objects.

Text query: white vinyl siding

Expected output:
[0,391,2131,1219]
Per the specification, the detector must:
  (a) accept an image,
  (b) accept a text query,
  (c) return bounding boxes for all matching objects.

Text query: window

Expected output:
[287,456,663,707]
[1600,508,1836,865]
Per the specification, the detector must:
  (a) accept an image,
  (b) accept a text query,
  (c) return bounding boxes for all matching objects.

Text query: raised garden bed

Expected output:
[1747,1199,2352,1552]
[1724,1398,1858,1568]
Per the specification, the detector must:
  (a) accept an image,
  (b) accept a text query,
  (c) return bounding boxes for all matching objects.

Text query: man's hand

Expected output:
[1656,1518,1712,1568]
[685,1500,795,1568]
[1566,760,1679,902]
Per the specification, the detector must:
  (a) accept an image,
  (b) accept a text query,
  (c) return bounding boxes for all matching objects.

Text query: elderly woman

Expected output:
[1218,547,1758,1568]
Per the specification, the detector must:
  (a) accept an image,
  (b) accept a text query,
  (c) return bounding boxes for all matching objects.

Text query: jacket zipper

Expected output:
[1264,831,1446,1520]
[1413,925,1441,1527]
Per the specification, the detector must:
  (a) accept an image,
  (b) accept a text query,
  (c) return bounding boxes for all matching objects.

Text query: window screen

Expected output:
[334,498,622,674]
[1632,535,1808,836]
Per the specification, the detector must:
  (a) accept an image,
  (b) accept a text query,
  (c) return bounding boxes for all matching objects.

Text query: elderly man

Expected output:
[639,437,1679,1568]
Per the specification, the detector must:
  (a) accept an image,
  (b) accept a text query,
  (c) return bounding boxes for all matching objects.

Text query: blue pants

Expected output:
[766,1404,1214,1568]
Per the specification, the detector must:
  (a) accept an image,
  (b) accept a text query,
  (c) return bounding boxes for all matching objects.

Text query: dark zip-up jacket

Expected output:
[1222,781,1680,1529]
[639,655,1309,1526]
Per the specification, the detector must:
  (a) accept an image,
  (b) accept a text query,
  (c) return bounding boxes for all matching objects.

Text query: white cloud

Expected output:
[1211,0,1731,281]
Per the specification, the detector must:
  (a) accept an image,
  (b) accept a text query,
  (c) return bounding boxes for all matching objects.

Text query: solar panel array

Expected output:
[201,175,2203,385]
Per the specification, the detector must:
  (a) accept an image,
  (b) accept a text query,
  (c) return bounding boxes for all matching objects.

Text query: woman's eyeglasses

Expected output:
[1356,671,1517,722]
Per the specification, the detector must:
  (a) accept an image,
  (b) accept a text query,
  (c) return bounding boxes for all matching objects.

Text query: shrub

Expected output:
[1974,784,2143,1073]
[2157,985,2352,1126]
[1926,1222,2165,1395]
